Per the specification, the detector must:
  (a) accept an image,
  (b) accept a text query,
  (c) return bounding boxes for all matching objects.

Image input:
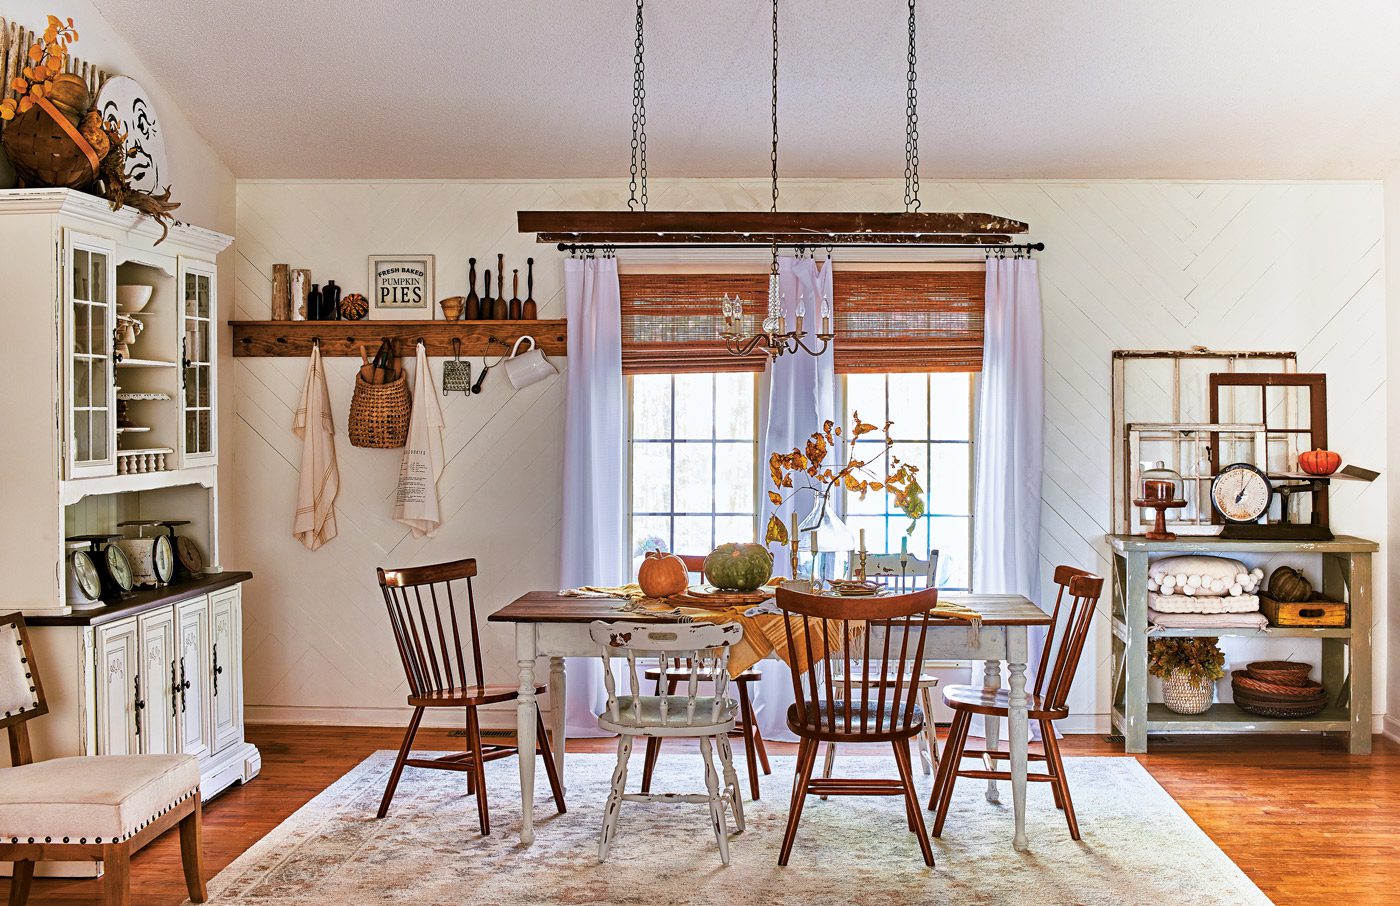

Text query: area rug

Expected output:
[200,752,1270,905]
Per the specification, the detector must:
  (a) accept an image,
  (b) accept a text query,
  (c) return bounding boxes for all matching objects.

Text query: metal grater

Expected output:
[442,341,473,394]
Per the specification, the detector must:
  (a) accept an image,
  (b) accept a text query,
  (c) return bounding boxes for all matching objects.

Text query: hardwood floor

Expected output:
[5,725,1397,904]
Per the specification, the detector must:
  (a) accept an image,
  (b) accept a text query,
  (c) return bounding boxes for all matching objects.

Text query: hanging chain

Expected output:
[903,0,921,212]
[628,0,648,211]
[770,0,779,214]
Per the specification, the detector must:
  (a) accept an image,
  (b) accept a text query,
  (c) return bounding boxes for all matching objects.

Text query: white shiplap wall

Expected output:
[231,178,1387,730]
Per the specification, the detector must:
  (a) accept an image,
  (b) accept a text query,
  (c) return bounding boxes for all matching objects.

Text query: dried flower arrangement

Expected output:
[763,413,924,546]
[1147,637,1226,683]
[0,15,77,121]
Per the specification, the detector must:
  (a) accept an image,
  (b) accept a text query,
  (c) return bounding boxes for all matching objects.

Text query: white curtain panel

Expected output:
[751,255,836,742]
[559,257,628,736]
[971,256,1045,738]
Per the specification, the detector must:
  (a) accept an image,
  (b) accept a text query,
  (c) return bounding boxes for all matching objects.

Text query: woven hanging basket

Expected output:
[348,369,411,448]
[1,97,100,190]
[1161,669,1214,715]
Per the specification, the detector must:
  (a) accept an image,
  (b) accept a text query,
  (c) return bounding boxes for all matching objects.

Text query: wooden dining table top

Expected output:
[489,590,1050,626]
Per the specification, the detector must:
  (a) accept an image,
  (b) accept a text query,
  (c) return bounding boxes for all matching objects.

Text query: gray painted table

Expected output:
[1107,534,1376,754]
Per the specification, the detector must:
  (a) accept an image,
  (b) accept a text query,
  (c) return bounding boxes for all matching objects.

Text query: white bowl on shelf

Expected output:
[117,284,154,312]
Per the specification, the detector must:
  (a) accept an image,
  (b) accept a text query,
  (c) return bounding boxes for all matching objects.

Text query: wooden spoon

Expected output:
[509,269,522,320]
[493,254,508,319]
[522,257,537,319]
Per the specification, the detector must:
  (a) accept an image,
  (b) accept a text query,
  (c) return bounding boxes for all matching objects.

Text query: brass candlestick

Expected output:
[788,511,800,582]
[857,527,868,582]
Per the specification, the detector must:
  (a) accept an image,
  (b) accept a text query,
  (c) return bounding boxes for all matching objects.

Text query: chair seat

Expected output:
[0,754,199,845]
[643,665,763,683]
[598,695,738,737]
[786,702,925,742]
[409,682,542,707]
[941,684,1068,720]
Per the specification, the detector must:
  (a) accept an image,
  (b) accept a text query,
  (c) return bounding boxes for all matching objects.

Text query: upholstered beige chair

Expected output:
[0,613,206,905]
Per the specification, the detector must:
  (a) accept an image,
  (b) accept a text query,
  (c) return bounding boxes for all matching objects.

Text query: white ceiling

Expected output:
[92,0,1400,181]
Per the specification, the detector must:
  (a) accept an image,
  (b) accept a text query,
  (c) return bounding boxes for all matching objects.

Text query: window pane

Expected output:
[673,373,714,439]
[674,515,712,556]
[886,373,928,440]
[714,443,754,512]
[928,443,972,515]
[73,250,90,299]
[846,482,886,516]
[90,410,108,460]
[899,517,931,565]
[715,515,755,547]
[714,373,754,440]
[632,443,671,512]
[845,372,885,425]
[929,516,971,589]
[847,515,888,555]
[74,359,90,407]
[90,253,106,305]
[930,372,972,440]
[632,375,672,440]
[632,515,671,565]
[674,444,714,512]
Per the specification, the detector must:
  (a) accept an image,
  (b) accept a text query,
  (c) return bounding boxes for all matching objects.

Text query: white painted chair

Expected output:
[824,550,942,781]
[590,620,746,865]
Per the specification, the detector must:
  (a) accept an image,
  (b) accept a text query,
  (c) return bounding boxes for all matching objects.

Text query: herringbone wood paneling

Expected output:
[232,178,1386,730]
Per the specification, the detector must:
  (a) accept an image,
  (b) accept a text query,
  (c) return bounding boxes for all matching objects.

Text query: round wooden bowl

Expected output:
[1245,661,1312,685]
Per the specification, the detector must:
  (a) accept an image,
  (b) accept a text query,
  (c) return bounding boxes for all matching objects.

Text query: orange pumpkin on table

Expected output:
[638,550,689,598]
[1298,449,1341,476]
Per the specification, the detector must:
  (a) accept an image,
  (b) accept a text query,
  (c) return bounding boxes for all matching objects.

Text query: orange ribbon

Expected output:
[34,94,100,176]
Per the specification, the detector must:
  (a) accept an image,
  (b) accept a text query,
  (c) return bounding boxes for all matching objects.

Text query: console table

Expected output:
[1108,534,1375,754]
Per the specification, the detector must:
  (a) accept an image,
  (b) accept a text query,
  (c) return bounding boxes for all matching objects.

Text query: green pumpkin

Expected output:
[1267,566,1313,603]
[703,542,774,591]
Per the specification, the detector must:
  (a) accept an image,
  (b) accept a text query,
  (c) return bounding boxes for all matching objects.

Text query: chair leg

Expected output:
[819,742,836,800]
[640,736,662,794]
[464,707,476,796]
[101,844,131,906]
[1042,720,1080,840]
[598,734,634,862]
[179,795,208,903]
[466,706,491,835]
[920,685,940,775]
[931,709,972,837]
[750,707,772,774]
[736,679,763,799]
[535,705,568,814]
[699,736,731,866]
[377,705,425,818]
[1041,719,1064,810]
[778,737,820,866]
[893,739,935,867]
[716,730,746,832]
[8,859,34,906]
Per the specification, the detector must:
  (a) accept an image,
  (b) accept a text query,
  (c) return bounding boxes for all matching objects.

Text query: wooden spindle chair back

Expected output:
[590,621,744,730]
[1033,567,1105,712]
[776,587,939,740]
[377,558,484,699]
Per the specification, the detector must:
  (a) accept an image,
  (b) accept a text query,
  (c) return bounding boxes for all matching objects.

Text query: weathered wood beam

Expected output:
[541,232,1015,246]
[229,320,567,358]
[518,210,1029,238]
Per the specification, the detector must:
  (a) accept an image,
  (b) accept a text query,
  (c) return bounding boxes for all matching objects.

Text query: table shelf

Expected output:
[1112,617,1353,640]
[1114,703,1353,734]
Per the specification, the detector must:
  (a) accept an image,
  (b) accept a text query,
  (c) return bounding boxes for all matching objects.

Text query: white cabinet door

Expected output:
[177,257,217,467]
[95,618,139,756]
[210,587,242,753]
[137,607,179,756]
[176,596,212,760]
[64,230,118,479]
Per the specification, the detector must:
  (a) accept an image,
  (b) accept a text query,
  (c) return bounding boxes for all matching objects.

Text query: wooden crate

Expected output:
[1259,594,1348,628]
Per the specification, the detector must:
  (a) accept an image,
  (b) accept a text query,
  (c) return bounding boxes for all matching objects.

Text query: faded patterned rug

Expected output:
[201,751,1270,905]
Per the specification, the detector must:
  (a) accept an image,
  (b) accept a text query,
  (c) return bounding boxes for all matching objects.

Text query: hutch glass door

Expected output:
[180,260,215,464]
[66,231,117,478]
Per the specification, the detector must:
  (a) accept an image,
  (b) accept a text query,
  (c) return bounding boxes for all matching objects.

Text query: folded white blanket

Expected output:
[1149,591,1259,613]
[1148,608,1269,629]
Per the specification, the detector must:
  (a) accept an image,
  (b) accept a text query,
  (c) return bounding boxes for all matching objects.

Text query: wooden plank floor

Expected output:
[6,725,1397,905]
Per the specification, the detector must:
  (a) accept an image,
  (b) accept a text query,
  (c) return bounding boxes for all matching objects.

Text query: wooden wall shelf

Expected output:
[229,320,567,357]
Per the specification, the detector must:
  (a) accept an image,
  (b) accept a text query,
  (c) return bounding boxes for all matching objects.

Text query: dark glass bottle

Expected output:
[307,283,323,321]
[464,257,480,320]
[321,280,342,320]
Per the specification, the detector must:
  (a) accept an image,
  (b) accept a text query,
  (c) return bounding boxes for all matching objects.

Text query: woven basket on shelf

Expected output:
[1229,670,1323,698]
[1233,691,1328,719]
[1244,661,1312,685]
[347,369,411,448]
[1161,669,1215,715]
[0,97,100,189]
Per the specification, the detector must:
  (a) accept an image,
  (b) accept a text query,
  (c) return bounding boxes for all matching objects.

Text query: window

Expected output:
[843,372,976,591]
[629,373,758,568]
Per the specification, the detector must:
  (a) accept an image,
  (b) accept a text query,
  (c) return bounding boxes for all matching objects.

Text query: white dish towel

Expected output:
[292,344,339,550]
[393,341,446,538]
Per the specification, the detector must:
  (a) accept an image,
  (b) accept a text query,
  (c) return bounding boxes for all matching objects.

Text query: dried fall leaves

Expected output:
[1,16,78,121]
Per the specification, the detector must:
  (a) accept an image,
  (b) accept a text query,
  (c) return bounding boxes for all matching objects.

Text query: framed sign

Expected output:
[369,255,435,318]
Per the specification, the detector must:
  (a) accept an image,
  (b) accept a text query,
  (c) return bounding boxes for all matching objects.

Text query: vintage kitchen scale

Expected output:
[1207,373,1377,541]
[116,520,178,587]
[66,533,135,606]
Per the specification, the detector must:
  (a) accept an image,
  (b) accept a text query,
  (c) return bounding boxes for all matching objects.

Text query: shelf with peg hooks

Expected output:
[229,319,567,357]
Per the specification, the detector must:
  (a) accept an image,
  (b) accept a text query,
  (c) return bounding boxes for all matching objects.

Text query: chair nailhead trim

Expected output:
[3,786,199,846]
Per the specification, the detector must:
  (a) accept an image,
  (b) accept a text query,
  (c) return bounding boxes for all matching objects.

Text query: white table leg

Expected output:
[549,656,567,790]
[516,624,539,846]
[1007,627,1030,852]
[983,658,1002,803]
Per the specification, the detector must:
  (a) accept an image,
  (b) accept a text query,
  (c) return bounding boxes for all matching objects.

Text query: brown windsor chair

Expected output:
[640,554,772,800]
[775,586,940,867]
[929,566,1104,840]
[377,558,565,835]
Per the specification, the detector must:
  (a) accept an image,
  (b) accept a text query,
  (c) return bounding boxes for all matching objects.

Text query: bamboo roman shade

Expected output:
[832,269,984,373]
[619,268,984,375]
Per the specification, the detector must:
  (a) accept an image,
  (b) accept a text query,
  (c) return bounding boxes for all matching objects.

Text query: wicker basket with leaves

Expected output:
[1148,637,1225,715]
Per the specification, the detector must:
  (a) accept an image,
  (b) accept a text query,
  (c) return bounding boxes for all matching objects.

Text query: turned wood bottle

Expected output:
[522,257,538,319]
[464,257,480,320]
[482,268,494,319]
[508,269,522,320]
[493,254,508,319]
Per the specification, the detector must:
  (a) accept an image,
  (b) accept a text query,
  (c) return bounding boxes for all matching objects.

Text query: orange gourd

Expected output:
[638,550,688,598]
[1298,449,1341,476]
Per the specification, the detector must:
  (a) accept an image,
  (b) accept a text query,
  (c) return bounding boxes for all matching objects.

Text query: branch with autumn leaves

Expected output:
[0,16,77,121]
[764,413,925,547]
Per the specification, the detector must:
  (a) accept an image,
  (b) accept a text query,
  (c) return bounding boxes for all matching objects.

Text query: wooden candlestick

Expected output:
[1133,497,1187,541]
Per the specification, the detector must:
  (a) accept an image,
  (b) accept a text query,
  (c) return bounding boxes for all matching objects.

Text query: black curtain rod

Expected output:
[556,241,1044,253]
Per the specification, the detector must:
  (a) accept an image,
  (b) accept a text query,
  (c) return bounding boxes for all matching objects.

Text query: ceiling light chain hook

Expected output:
[904,0,921,213]
[628,0,648,212]
[771,0,780,215]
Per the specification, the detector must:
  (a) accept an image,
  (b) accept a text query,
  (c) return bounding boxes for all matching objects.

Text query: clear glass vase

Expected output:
[798,494,855,590]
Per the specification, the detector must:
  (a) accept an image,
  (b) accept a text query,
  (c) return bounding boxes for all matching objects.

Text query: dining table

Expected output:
[489,590,1051,850]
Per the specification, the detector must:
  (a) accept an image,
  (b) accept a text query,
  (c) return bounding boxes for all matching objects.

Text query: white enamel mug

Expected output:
[504,336,558,389]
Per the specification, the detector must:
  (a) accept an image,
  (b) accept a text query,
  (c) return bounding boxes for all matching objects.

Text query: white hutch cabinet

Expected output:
[0,190,258,815]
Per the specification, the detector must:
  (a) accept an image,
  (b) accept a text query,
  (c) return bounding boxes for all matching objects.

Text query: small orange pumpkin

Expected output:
[638,550,688,598]
[1298,449,1341,476]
